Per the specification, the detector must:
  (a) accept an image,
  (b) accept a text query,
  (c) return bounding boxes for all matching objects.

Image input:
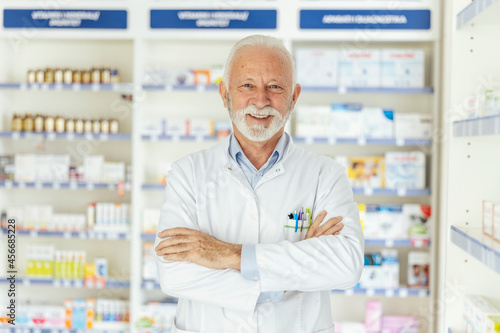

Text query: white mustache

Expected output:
[243,106,280,117]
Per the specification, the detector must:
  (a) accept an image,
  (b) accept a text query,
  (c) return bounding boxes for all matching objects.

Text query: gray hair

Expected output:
[222,35,296,89]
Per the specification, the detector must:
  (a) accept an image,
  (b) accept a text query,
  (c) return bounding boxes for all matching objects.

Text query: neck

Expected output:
[233,128,284,170]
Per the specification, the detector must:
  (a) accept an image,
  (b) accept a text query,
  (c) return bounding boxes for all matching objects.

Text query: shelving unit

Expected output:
[0,131,131,141]
[441,0,500,331]
[0,277,130,289]
[0,0,442,332]
[1,229,130,241]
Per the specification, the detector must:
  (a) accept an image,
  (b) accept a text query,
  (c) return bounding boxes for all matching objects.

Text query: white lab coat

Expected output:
[155,134,364,333]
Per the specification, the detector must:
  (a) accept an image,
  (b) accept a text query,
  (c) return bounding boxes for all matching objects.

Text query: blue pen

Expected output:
[293,210,298,232]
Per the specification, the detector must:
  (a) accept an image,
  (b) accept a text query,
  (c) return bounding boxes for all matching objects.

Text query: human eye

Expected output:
[268,84,283,92]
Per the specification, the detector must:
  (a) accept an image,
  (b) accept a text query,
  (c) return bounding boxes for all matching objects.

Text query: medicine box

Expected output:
[483,201,494,237]
[385,151,426,189]
[394,113,432,139]
[188,118,214,136]
[295,105,331,137]
[15,153,36,182]
[365,300,382,332]
[51,155,70,182]
[346,156,385,188]
[484,90,500,116]
[381,316,419,333]
[102,162,125,183]
[165,119,188,137]
[142,118,163,136]
[364,205,404,239]
[295,48,339,87]
[464,295,500,333]
[83,155,105,183]
[143,208,161,234]
[143,243,159,281]
[381,49,425,88]
[407,251,429,288]
[330,103,363,138]
[361,107,394,139]
[339,49,380,87]
[403,204,431,242]
[494,203,500,243]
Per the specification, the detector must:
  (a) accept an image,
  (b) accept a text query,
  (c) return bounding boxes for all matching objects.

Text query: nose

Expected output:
[251,86,271,109]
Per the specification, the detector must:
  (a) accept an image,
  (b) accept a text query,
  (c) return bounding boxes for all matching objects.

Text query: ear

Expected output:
[290,84,301,110]
[219,81,228,108]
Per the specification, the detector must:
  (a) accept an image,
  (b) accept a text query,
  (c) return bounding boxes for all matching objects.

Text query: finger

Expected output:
[162,251,192,262]
[334,232,340,235]
[318,216,343,231]
[155,235,197,252]
[319,223,344,236]
[310,211,327,229]
[157,242,195,256]
[158,227,199,238]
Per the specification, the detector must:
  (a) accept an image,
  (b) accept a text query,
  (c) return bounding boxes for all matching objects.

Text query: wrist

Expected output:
[227,244,242,270]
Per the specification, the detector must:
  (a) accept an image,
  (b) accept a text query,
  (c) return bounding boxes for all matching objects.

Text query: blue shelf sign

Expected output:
[4,9,127,29]
[300,10,431,30]
[150,9,277,29]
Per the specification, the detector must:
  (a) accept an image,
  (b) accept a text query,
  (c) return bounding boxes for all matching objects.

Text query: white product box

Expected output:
[165,119,188,136]
[364,205,404,239]
[143,208,161,233]
[35,155,52,182]
[394,113,432,139]
[210,66,223,85]
[143,243,159,281]
[102,162,125,183]
[484,90,500,116]
[381,49,425,88]
[339,49,380,87]
[385,151,426,189]
[23,205,37,230]
[330,103,363,138]
[359,265,383,288]
[483,201,494,237]
[15,153,36,182]
[83,155,104,183]
[295,105,331,137]
[494,203,500,243]
[296,48,339,87]
[51,154,70,182]
[362,107,394,139]
[189,119,214,136]
[142,118,163,136]
[464,295,500,333]
[403,204,431,241]
[381,249,399,289]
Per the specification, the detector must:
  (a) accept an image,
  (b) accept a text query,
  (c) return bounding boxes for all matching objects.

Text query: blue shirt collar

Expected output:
[229,132,288,170]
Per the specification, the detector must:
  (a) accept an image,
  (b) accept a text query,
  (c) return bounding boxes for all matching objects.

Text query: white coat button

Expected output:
[276,168,280,172]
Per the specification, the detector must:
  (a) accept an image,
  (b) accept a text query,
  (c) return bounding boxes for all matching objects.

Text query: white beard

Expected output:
[227,94,292,142]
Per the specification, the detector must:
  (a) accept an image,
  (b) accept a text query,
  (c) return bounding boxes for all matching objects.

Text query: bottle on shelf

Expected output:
[27,69,36,84]
[101,68,111,84]
[54,68,63,84]
[34,114,44,133]
[45,68,54,84]
[91,67,101,84]
[55,115,65,133]
[82,70,91,85]
[64,68,73,85]
[44,115,55,133]
[110,119,119,134]
[73,70,81,84]
[23,113,34,132]
[84,119,93,133]
[66,118,75,133]
[100,119,109,134]
[11,113,22,131]
[110,68,120,84]
[92,119,100,134]
[36,69,44,84]
[75,118,84,134]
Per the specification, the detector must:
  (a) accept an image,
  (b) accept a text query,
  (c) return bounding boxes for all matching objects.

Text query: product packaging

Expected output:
[188,119,214,137]
[381,49,425,88]
[381,316,419,333]
[143,208,161,234]
[15,154,36,182]
[94,258,107,288]
[484,90,500,116]
[361,108,394,139]
[143,243,159,281]
[346,156,385,188]
[364,205,403,239]
[339,49,381,87]
[0,156,15,181]
[358,253,383,288]
[330,103,363,138]
[193,70,210,85]
[142,118,163,136]
[83,155,105,183]
[102,162,125,183]
[486,315,500,332]
[394,113,432,139]
[214,121,232,139]
[364,300,382,333]
[403,204,431,245]
[385,151,426,189]
[164,119,188,137]
[381,249,399,289]
[51,154,70,182]
[295,105,331,137]
[296,48,339,87]
[210,66,223,85]
[464,295,500,332]
[408,251,429,288]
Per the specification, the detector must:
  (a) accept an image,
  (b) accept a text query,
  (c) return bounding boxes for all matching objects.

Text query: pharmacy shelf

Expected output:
[1,229,131,240]
[142,84,219,92]
[0,181,131,191]
[0,277,130,289]
[331,287,429,298]
[452,115,500,137]
[456,0,500,29]
[365,238,430,248]
[0,83,134,92]
[352,188,431,197]
[141,233,156,241]
[450,226,500,275]
[0,132,131,141]
[141,183,431,197]
[141,134,218,142]
[300,86,434,94]
[142,280,162,291]
[292,136,432,147]
[1,328,130,333]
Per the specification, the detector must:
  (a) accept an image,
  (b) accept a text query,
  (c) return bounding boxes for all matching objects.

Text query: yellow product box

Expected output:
[358,203,366,233]
[487,316,500,332]
[346,156,385,188]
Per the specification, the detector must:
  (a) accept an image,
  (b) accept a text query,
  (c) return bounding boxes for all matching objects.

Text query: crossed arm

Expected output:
[155,211,345,271]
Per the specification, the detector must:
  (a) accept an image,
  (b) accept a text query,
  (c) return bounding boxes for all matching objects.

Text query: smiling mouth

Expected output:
[248,114,271,119]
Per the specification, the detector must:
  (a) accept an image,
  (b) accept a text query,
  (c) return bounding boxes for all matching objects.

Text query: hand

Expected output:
[155,228,242,271]
[305,211,344,240]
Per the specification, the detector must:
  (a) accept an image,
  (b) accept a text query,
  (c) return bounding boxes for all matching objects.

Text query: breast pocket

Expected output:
[283,217,309,243]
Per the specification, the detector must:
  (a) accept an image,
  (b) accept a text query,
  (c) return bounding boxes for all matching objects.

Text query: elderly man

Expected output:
[154,35,364,333]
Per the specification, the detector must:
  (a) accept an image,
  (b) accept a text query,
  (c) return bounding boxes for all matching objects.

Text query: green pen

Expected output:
[306,208,311,226]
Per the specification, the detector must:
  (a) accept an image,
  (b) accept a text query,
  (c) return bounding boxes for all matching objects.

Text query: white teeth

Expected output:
[250,114,269,119]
